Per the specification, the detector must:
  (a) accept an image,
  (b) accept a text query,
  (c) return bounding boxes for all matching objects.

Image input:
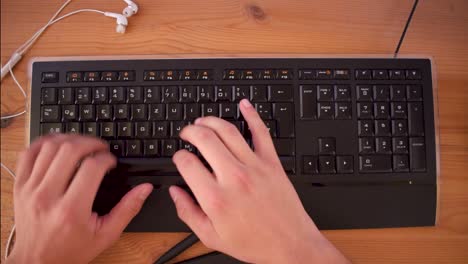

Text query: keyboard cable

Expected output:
[393,0,420,58]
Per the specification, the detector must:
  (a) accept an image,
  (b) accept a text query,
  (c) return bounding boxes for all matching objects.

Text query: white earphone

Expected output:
[122,0,139,17]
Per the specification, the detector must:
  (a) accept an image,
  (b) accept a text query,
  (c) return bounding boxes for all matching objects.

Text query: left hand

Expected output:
[7,134,153,264]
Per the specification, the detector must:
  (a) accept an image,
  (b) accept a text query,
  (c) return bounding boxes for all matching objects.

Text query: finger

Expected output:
[15,134,63,187]
[193,116,256,164]
[96,183,153,245]
[27,134,71,188]
[169,186,220,249]
[239,99,277,160]
[64,152,117,211]
[180,125,241,176]
[40,135,109,197]
[173,150,219,202]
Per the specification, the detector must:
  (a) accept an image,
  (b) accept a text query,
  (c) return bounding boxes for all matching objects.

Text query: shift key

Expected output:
[273,103,295,137]
[410,137,426,172]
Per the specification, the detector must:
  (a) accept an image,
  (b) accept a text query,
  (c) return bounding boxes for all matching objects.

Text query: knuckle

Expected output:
[42,139,59,152]
[225,123,240,136]
[231,167,254,192]
[173,150,195,165]
[126,198,143,215]
[194,127,214,141]
[81,156,99,170]
[31,190,52,212]
[59,141,76,154]
[205,192,225,213]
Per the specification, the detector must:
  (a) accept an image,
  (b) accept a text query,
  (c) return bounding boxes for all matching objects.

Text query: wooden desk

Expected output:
[2,0,468,263]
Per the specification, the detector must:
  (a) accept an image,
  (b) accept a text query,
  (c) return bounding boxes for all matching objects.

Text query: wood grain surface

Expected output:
[1,0,468,263]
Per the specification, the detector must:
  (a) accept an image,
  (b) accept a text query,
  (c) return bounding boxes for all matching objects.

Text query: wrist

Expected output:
[7,248,46,264]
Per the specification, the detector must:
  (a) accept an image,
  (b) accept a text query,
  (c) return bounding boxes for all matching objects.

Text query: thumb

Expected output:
[97,183,153,243]
[169,186,220,250]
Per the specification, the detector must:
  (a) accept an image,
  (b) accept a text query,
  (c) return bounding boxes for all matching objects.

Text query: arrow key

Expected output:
[319,156,336,173]
[303,156,318,174]
[337,156,354,173]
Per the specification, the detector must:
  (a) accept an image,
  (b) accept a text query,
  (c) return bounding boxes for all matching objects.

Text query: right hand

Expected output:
[170,99,350,264]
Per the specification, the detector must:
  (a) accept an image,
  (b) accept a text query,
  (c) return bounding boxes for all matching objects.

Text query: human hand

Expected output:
[7,134,153,264]
[170,99,350,264]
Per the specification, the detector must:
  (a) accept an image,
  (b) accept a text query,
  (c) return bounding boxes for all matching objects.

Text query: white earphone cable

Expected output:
[1,162,16,260]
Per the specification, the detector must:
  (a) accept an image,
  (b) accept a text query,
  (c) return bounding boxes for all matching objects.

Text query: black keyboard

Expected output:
[30,58,437,231]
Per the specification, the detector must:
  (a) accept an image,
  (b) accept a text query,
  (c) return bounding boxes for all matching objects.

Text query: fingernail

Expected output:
[139,184,153,200]
[194,118,202,125]
[169,186,178,203]
[241,99,253,108]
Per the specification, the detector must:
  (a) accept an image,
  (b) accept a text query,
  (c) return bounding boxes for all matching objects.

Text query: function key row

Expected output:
[67,71,135,82]
[355,69,421,80]
[223,69,292,80]
[144,70,212,81]
[299,69,350,80]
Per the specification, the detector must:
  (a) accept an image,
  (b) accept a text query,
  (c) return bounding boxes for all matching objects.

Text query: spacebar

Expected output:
[115,158,179,176]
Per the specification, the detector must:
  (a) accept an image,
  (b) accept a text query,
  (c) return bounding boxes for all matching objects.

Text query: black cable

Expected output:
[154,233,200,264]
[394,0,420,58]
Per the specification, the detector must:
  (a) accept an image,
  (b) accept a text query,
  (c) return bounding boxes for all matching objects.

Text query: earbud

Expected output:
[122,0,139,17]
[104,12,128,33]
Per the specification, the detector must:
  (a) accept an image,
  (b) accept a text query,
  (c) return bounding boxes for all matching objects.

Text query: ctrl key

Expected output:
[359,155,392,173]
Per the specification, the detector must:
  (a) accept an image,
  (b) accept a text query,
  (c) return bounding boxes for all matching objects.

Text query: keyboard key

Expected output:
[251,85,267,102]
[280,157,296,173]
[392,120,408,136]
[110,87,126,103]
[171,121,188,138]
[355,69,372,80]
[110,140,124,156]
[65,123,80,134]
[135,122,151,138]
[180,140,197,154]
[334,85,351,101]
[180,86,197,102]
[224,69,241,80]
[407,85,423,101]
[41,106,60,122]
[144,70,160,81]
[358,120,374,136]
[333,69,350,80]
[149,104,165,120]
[259,69,275,80]
[215,86,233,102]
[97,105,112,120]
[336,156,353,173]
[41,123,63,134]
[126,140,142,156]
[161,70,179,81]
[144,140,159,156]
[357,103,373,119]
[359,137,375,154]
[374,102,389,119]
[318,138,335,155]
[409,137,426,172]
[391,102,407,118]
[83,122,98,137]
[335,103,352,119]
[229,121,245,135]
[373,85,390,101]
[356,85,372,101]
[316,69,332,79]
[113,104,129,120]
[391,85,406,101]
[375,120,391,136]
[92,87,108,104]
[100,122,115,138]
[372,70,388,80]
[273,138,295,156]
[303,156,318,174]
[42,72,58,83]
[264,120,277,137]
[118,71,135,81]
[128,86,143,103]
[167,104,183,120]
[255,103,272,119]
[234,85,251,102]
[389,70,405,80]
[393,155,409,172]
[220,103,238,119]
[300,85,316,119]
[202,103,219,117]
[408,102,424,136]
[317,85,333,101]
[406,69,421,80]
[117,122,133,138]
[145,86,161,103]
[184,104,200,120]
[317,102,334,120]
[376,137,392,154]
[76,87,91,104]
[62,105,77,121]
[131,104,148,120]
[392,137,408,154]
[197,86,214,102]
[67,72,82,82]
[58,88,73,104]
[180,70,197,81]
[198,70,212,80]
[359,155,392,173]
[298,69,316,80]
[161,139,178,156]
[276,69,292,80]
[101,71,118,81]
[162,86,179,102]
[153,121,168,138]
[241,70,256,80]
[319,156,336,173]
[268,85,293,102]
[273,103,295,137]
